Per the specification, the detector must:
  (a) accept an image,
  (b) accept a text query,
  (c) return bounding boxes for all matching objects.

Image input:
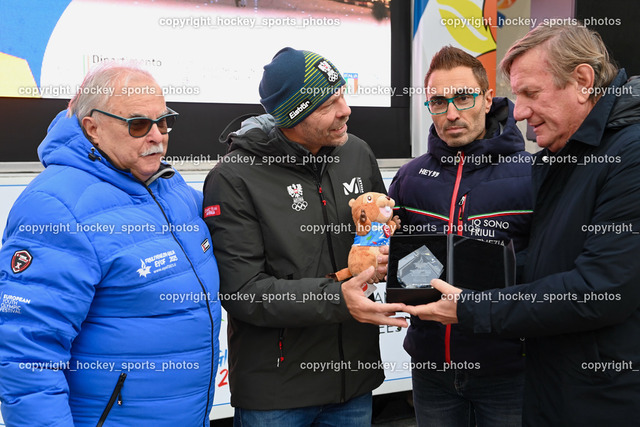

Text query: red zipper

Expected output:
[447,152,464,234]
[445,151,465,364]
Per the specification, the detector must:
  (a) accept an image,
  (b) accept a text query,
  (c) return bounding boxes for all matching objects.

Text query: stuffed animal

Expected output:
[333,192,400,282]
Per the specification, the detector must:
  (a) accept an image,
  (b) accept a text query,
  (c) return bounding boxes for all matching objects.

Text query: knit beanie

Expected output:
[259,47,346,128]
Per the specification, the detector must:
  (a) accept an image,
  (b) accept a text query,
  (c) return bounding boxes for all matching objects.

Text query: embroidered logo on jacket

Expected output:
[201,238,210,253]
[419,168,440,178]
[11,250,32,274]
[204,205,220,218]
[287,184,308,211]
[343,177,364,195]
[137,251,179,278]
[137,260,152,278]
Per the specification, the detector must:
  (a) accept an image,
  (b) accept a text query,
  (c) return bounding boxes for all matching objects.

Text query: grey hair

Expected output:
[67,61,155,120]
[500,24,618,100]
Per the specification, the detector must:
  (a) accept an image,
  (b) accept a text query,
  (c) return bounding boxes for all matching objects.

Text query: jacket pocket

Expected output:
[96,372,127,427]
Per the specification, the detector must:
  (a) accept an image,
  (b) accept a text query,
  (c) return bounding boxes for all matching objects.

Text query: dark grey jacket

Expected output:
[203,115,386,410]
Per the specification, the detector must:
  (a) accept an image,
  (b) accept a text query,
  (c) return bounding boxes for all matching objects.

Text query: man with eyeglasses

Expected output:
[0,63,221,426]
[389,46,533,426]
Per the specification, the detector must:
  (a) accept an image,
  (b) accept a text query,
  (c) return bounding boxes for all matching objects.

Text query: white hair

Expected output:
[67,61,156,120]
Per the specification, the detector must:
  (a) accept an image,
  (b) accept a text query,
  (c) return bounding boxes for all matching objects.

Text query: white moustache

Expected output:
[141,144,164,157]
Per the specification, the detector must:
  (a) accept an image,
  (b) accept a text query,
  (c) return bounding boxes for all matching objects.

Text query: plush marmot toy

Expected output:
[333,192,400,282]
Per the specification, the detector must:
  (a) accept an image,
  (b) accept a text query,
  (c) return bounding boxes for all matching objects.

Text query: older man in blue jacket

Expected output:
[0,64,221,426]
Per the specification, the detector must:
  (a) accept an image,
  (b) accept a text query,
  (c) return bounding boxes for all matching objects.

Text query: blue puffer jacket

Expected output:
[0,111,221,426]
[389,97,532,375]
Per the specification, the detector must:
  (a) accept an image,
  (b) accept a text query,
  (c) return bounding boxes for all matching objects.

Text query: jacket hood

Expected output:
[607,74,640,129]
[38,110,174,192]
[427,97,525,168]
[223,114,336,162]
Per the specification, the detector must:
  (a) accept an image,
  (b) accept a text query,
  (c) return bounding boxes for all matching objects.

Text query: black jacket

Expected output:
[203,115,386,410]
[458,71,640,425]
[389,98,532,375]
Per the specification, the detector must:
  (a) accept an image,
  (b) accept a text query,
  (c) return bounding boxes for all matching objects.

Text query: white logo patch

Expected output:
[419,168,440,178]
[137,250,179,278]
[287,184,308,211]
[343,177,364,195]
[0,293,31,314]
[289,99,311,120]
[316,60,340,83]
[137,259,152,278]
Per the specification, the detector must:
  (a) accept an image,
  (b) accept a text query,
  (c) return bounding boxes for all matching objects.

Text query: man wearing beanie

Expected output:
[203,47,407,426]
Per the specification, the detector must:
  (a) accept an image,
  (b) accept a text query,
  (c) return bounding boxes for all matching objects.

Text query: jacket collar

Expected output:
[569,69,628,147]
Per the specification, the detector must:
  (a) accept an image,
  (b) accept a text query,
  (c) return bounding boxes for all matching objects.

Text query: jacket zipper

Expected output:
[310,162,344,400]
[277,328,285,367]
[457,195,467,236]
[96,372,127,427]
[146,186,215,427]
[312,166,338,271]
[445,151,465,365]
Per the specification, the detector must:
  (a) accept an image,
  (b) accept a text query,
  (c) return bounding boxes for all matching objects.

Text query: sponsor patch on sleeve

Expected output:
[204,205,221,218]
[201,238,211,253]
[11,250,33,274]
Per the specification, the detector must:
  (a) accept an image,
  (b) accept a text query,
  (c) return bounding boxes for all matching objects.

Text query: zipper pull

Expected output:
[277,330,285,367]
[458,195,466,221]
[115,372,126,405]
[317,185,327,206]
[277,339,285,367]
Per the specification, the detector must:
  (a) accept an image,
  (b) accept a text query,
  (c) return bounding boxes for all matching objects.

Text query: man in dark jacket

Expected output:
[389,46,532,427]
[203,48,407,426]
[406,24,640,426]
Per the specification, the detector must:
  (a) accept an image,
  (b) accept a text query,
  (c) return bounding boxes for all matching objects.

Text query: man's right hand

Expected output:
[342,267,409,328]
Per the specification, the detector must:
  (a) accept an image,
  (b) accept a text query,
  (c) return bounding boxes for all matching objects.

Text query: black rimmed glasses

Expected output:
[425,92,483,115]
[90,107,179,137]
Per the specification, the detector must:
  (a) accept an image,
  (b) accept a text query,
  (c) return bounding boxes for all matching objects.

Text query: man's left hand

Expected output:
[342,267,408,327]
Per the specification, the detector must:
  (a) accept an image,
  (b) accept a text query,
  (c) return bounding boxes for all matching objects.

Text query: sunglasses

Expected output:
[90,107,179,137]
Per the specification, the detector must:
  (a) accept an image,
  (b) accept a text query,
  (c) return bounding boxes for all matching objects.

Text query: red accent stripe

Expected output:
[445,152,464,364]
[405,209,448,222]
[448,153,464,233]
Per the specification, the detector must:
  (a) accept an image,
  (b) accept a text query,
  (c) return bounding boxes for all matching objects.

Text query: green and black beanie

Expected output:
[259,47,346,128]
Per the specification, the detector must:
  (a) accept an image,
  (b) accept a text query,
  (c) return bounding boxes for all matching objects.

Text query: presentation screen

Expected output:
[2,0,392,107]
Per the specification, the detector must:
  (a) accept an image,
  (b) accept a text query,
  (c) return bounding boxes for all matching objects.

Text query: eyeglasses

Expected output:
[90,108,179,137]
[425,93,482,115]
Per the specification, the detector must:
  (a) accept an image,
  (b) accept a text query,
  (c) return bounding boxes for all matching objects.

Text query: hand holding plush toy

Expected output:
[333,192,400,283]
